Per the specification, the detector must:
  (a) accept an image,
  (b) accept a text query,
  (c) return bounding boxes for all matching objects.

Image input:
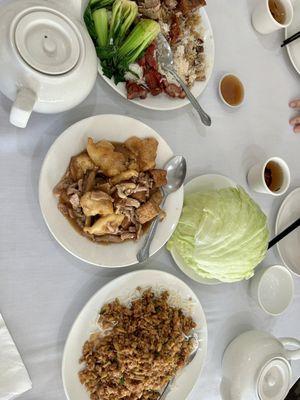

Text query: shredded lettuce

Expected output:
[167,186,269,283]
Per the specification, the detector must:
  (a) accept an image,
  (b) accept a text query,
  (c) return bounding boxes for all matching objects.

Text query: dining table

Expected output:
[0,0,300,399]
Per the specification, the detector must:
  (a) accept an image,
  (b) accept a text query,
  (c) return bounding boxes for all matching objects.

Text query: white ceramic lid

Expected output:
[257,358,291,400]
[14,10,80,75]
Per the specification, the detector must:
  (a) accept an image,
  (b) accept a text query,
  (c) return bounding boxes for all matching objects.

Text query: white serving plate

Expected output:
[39,114,183,267]
[62,269,207,400]
[285,0,300,75]
[99,7,214,110]
[170,174,236,285]
[275,187,300,276]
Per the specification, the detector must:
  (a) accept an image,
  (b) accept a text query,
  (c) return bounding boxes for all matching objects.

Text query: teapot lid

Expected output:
[14,10,81,75]
[257,357,291,400]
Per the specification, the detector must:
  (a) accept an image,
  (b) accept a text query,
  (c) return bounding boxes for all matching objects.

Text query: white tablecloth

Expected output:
[0,0,300,399]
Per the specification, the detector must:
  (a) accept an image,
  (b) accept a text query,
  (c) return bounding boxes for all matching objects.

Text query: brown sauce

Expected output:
[264,161,284,192]
[269,0,286,24]
[220,75,244,107]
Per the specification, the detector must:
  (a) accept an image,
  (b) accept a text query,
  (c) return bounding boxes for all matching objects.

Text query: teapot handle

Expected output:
[10,88,36,128]
[280,338,300,361]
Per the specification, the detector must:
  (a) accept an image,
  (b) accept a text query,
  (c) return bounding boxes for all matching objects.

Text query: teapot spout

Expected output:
[67,0,89,20]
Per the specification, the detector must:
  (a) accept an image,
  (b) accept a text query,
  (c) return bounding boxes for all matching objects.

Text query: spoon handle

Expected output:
[268,218,300,249]
[137,196,167,263]
[167,69,211,127]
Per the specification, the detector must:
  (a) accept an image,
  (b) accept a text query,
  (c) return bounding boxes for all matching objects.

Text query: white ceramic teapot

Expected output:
[221,330,300,400]
[0,0,97,128]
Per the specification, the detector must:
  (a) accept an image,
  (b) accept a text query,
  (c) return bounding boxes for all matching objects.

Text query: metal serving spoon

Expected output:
[136,155,186,263]
[157,33,211,127]
[158,332,200,400]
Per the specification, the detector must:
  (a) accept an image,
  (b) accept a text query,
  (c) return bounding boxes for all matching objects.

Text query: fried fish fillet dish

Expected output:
[53,137,167,244]
[79,289,197,400]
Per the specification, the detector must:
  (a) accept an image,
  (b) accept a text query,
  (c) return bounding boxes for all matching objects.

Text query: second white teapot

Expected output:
[221,330,300,400]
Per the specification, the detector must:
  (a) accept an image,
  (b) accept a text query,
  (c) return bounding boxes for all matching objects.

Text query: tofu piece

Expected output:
[80,191,113,216]
[136,200,160,224]
[70,152,95,180]
[131,191,148,203]
[110,170,139,186]
[150,189,163,205]
[86,138,127,177]
[84,214,124,235]
[125,137,158,171]
[149,169,167,188]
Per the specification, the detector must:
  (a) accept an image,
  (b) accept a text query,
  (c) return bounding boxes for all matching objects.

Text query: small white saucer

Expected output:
[170,174,236,285]
[275,188,300,277]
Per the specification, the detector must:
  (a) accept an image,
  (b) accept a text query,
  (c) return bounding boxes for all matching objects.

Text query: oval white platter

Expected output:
[39,114,183,268]
[62,269,208,400]
[98,7,214,110]
[170,174,237,285]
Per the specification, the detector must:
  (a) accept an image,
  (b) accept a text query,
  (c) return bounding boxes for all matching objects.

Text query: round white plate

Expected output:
[170,174,236,285]
[285,0,300,74]
[99,7,214,110]
[275,187,300,276]
[39,115,183,267]
[62,269,207,400]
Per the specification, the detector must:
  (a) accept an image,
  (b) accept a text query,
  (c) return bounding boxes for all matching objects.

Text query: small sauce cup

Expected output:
[219,73,245,108]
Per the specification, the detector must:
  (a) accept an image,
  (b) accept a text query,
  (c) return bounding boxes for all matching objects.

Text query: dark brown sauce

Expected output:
[220,75,244,106]
[269,0,286,24]
[264,161,284,192]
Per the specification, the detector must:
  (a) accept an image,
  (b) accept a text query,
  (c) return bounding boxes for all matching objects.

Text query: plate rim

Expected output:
[275,187,300,277]
[38,114,183,268]
[98,7,215,111]
[61,269,208,400]
[285,1,300,75]
[170,173,237,285]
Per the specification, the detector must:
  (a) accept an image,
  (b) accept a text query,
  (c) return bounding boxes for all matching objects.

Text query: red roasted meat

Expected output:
[169,14,181,44]
[138,55,146,68]
[145,42,158,70]
[144,68,165,96]
[126,81,148,100]
[163,82,186,98]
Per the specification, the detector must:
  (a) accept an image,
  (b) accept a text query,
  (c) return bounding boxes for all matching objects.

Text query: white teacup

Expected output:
[252,0,293,34]
[250,265,294,316]
[247,156,290,196]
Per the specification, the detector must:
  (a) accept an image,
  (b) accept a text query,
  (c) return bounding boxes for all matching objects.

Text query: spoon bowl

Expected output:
[137,155,187,263]
[164,155,187,195]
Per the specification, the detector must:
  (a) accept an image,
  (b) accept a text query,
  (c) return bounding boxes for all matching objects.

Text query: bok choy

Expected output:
[84,0,160,83]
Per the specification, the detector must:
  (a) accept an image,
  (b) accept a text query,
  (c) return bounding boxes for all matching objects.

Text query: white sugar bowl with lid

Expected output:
[0,0,97,128]
[221,330,300,400]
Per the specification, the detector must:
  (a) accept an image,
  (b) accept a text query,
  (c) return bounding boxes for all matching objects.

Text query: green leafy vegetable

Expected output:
[85,0,160,83]
[84,6,98,43]
[118,19,160,65]
[90,0,115,12]
[167,187,269,283]
[109,0,138,46]
[93,8,109,46]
